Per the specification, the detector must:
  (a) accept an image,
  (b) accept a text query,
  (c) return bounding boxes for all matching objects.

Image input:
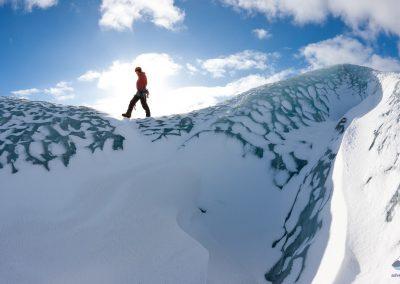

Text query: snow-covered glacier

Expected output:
[1,64,400,283]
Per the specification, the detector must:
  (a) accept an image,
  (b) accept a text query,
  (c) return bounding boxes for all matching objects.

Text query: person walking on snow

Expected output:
[122,66,151,118]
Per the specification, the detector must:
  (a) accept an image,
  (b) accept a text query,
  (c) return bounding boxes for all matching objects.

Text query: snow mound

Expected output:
[2,64,400,284]
[0,98,124,173]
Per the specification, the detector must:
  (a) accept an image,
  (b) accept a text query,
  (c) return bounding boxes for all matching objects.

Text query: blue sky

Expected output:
[2,0,400,117]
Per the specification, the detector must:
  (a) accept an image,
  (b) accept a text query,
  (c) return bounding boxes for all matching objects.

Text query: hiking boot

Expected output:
[122,113,131,118]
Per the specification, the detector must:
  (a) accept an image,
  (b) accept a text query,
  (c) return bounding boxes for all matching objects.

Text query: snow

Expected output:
[1,64,400,283]
[0,125,209,284]
[324,72,400,284]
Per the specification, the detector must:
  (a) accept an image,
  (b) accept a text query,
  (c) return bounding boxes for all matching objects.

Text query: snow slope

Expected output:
[1,64,400,283]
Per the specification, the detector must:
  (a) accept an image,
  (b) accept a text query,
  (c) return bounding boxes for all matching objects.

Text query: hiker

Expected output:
[122,67,151,118]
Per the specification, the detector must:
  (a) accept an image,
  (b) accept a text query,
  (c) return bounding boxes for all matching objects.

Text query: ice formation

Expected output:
[1,64,400,283]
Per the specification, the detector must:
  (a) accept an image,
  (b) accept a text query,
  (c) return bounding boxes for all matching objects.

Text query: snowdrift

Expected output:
[1,64,400,283]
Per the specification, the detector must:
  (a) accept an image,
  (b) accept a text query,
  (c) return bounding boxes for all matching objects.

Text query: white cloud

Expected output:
[252,28,270,39]
[99,0,185,31]
[186,63,198,75]
[367,55,400,73]
[301,35,400,72]
[328,0,400,38]
[11,88,41,98]
[221,0,329,23]
[44,81,75,101]
[220,0,400,38]
[199,50,278,78]
[78,70,101,82]
[220,69,294,94]
[259,68,295,83]
[11,81,75,101]
[25,0,57,10]
[0,0,57,11]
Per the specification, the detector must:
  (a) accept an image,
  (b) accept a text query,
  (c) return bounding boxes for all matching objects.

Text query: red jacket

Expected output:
[136,72,147,91]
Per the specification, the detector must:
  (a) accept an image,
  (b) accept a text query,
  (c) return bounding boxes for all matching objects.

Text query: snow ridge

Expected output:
[0,98,124,173]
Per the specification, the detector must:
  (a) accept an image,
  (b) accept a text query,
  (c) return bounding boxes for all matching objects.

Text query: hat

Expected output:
[135,67,142,72]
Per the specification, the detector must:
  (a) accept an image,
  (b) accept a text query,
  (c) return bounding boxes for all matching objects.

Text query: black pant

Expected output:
[126,92,151,117]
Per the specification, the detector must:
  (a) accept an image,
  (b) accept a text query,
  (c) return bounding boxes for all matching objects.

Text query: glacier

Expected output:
[1,64,400,283]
